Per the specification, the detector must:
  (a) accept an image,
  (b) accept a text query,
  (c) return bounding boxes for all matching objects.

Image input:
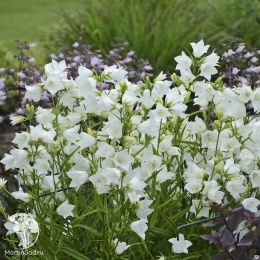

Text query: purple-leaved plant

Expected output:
[221,40,260,89]
[201,203,260,260]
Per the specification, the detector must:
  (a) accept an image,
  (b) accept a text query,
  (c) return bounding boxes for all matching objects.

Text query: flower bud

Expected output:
[165,130,172,135]
[159,134,166,141]
[184,91,191,102]
[199,168,205,179]
[214,120,221,129]
[171,73,183,86]
[157,95,163,105]
[214,165,221,174]
[10,115,25,125]
[215,77,222,85]
[26,104,35,120]
[123,136,136,148]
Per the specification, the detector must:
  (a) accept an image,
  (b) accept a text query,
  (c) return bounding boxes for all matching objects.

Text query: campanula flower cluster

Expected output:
[1,40,259,258]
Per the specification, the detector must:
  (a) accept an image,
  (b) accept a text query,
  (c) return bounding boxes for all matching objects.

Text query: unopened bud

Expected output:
[214,165,221,174]
[214,120,221,129]
[184,91,191,102]
[26,104,34,116]
[171,73,183,86]
[215,77,222,85]
[157,95,163,105]
[199,168,205,179]
[165,130,172,135]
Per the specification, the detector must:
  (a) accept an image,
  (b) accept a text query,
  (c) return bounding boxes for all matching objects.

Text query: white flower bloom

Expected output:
[136,199,154,219]
[190,199,211,218]
[203,181,224,204]
[242,197,260,213]
[236,85,253,102]
[201,130,218,150]
[63,125,80,143]
[156,165,176,183]
[127,191,142,204]
[200,63,218,81]
[252,88,260,112]
[24,84,42,102]
[33,158,50,175]
[148,103,172,122]
[249,170,260,188]
[67,168,88,191]
[77,132,96,149]
[12,188,31,203]
[141,89,156,109]
[239,149,254,166]
[1,149,29,170]
[102,65,128,82]
[45,59,67,76]
[42,175,61,191]
[180,69,196,84]
[95,142,115,158]
[114,150,134,171]
[190,40,210,58]
[219,136,240,152]
[169,233,192,254]
[29,125,56,144]
[11,132,29,149]
[226,179,246,200]
[131,219,148,240]
[122,90,139,110]
[35,107,55,129]
[43,74,65,95]
[89,172,110,194]
[185,178,203,194]
[114,238,130,255]
[103,113,123,139]
[137,118,160,136]
[187,116,206,134]
[56,199,75,219]
[101,167,121,186]
[175,51,192,72]
[199,52,220,81]
[141,155,162,175]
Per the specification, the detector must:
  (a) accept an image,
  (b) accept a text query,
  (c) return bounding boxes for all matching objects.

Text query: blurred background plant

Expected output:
[41,0,260,74]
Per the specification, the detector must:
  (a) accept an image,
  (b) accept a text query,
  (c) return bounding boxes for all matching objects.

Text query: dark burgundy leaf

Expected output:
[231,205,243,213]
[253,216,260,229]
[239,254,254,260]
[210,252,229,260]
[203,217,223,227]
[220,230,236,247]
[227,207,244,232]
[234,244,249,259]
[201,234,213,242]
[237,231,255,246]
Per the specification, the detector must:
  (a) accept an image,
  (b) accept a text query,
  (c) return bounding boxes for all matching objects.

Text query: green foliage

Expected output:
[0,0,82,52]
[42,0,208,73]
[42,0,260,74]
[203,0,260,49]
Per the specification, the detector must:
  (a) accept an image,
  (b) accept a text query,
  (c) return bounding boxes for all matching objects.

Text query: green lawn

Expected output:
[0,0,83,52]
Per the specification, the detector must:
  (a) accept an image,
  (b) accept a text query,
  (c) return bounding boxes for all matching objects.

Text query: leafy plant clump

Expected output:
[0,40,260,259]
[41,0,260,74]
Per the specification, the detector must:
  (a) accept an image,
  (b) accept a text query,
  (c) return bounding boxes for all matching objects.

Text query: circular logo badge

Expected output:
[5,213,39,249]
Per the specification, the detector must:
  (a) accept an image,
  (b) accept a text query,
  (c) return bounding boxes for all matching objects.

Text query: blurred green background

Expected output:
[0,0,82,52]
[0,0,259,72]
